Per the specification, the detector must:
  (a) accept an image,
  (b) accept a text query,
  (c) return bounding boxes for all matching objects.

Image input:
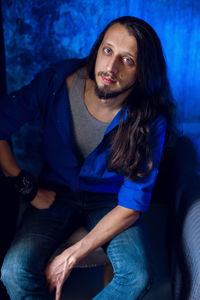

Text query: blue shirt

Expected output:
[0,59,166,212]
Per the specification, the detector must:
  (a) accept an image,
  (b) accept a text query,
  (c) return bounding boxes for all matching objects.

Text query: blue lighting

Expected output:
[1,0,200,168]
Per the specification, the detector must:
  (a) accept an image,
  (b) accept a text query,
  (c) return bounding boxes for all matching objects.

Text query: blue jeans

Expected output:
[1,187,153,300]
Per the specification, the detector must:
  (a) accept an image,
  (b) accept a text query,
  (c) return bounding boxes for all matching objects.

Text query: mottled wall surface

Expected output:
[1,0,200,170]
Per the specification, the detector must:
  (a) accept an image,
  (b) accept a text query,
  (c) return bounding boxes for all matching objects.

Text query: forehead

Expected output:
[101,23,138,55]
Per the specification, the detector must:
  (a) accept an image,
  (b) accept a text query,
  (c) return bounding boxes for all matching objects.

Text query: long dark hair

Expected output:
[87,16,175,181]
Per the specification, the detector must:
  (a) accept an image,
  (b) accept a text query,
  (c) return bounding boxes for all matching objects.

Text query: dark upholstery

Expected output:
[169,136,200,300]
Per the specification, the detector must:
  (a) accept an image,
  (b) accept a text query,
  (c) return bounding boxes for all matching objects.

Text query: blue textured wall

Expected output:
[1,0,200,170]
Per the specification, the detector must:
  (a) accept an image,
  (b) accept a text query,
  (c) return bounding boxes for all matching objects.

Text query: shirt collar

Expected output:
[51,58,87,91]
[105,107,128,135]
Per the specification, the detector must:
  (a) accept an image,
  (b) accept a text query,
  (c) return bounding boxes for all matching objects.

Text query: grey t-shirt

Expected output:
[68,67,109,162]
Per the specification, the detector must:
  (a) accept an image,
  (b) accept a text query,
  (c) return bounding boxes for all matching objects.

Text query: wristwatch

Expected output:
[12,170,38,203]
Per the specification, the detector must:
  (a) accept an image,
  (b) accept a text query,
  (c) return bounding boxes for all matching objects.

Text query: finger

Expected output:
[50,197,56,203]
[55,284,62,300]
[45,273,55,293]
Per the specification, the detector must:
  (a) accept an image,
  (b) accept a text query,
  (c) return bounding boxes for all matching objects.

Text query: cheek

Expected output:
[94,59,102,78]
[95,51,109,73]
[95,51,103,68]
[119,71,134,82]
[127,70,137,83]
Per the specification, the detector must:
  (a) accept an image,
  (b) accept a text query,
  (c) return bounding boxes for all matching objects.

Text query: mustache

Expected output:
[97,71,118,81]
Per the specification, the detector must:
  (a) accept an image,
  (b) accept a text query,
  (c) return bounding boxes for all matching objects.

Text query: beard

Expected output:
[94,72,135,100]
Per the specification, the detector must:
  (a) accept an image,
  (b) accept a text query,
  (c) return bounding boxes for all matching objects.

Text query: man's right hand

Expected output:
[30,188,56,209]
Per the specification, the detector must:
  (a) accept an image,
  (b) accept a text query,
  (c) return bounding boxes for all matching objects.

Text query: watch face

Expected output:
[14,171,38,202]
[14,173,32,194]
[21,175,33,194]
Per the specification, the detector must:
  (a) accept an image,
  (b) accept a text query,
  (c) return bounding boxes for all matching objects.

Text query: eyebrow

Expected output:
[103,42,137,60]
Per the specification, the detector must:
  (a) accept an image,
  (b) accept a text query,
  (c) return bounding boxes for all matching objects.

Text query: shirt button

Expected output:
[12,95,16,98]
[52,92,55,96]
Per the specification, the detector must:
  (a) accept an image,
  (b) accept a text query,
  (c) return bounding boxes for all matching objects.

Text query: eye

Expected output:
[103,47,111,55]
[123,57,134,65]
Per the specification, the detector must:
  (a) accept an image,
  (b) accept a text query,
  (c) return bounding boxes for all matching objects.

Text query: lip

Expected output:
[101,75,116,85]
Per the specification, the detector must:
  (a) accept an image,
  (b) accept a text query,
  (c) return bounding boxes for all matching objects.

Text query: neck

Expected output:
[84,78,129,123]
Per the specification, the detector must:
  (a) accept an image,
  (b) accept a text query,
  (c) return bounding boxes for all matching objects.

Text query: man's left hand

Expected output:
[45,249,77,300]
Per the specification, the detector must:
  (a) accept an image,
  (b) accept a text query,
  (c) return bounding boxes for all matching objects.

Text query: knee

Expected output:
[1,253,25,288]
[116,265,151,286]
[114,263,152,295]
[133,266,152,293]
[1,247,43,290]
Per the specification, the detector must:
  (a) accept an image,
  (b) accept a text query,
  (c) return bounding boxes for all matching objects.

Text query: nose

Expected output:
[106,57,118,74]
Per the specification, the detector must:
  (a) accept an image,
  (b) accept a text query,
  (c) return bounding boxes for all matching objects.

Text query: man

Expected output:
[0,16,174,300]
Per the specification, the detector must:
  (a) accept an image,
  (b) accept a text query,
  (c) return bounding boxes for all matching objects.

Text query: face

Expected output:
[94,23,138,100]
